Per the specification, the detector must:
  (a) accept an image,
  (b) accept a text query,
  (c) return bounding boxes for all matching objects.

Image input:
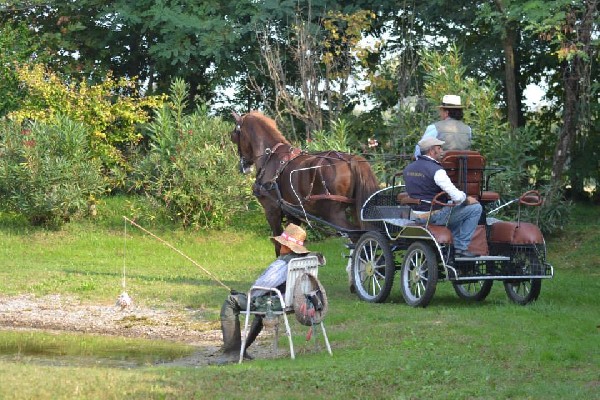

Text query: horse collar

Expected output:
[255,143,302,187]
[265,142,285,155]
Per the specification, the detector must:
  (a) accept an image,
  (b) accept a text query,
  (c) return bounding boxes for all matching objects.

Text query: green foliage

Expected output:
[0,116,105,227]
[304,118,354,153]
[131,78,253,228]
[0,21,43,117]
[8,64,164,188]
[535,184,572,234]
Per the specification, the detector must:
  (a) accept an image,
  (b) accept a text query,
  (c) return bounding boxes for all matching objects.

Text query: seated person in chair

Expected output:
[214,223,322,364]
[403,137,482,258]
[414,94,472,158]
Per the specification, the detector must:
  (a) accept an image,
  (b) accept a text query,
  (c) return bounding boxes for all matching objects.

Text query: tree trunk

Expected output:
[550,0,597,184]
[494,0,520,130]
[551,61,580,183]
[502,26,520,131]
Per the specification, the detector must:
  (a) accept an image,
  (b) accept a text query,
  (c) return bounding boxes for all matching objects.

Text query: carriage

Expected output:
[348,150,554,307]
[231,112,554,308]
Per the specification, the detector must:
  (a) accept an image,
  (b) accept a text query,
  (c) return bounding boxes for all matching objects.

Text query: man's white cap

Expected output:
[439,94,463,108]
[418,137,445,152]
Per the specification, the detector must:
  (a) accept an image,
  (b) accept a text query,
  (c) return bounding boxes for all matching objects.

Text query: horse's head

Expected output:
[231,111,254,174]
[231,110,291,175]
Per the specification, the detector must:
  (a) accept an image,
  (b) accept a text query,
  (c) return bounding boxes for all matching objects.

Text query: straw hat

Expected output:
[439,94,463,108]
[271,223,310,254]
[418,137,445,152]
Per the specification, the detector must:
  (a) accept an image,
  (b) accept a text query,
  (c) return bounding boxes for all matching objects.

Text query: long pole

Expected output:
[122,216,231,292]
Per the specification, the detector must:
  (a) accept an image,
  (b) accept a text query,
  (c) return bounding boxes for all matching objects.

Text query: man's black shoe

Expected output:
[455,249,480,258]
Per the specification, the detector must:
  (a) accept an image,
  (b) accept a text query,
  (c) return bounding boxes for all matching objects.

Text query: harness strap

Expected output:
[305,194,354,204]
[255,147,355,204]
[270,145,303,183]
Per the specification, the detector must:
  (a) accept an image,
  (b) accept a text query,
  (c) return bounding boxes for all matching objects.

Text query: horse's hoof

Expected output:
[349,284,356,294]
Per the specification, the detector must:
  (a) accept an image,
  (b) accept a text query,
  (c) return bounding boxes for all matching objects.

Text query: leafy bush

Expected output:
[8,64,164,188]
[0,116,105,227]
[305,118,355,153]
[0,22,45,117]
[131,79,253,228]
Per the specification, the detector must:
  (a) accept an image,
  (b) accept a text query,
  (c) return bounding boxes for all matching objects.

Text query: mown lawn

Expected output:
[0,197,598,399]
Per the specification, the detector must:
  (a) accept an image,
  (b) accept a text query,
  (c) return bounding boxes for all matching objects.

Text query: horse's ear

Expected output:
[231,111,242,124]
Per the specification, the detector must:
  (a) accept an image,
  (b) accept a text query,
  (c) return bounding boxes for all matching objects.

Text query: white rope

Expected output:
[122,218,127,290]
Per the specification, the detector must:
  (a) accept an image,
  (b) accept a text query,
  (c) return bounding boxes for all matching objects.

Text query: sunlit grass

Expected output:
[0,196,598,399]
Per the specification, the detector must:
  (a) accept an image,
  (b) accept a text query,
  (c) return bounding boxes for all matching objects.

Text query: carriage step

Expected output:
[454,255,511,262]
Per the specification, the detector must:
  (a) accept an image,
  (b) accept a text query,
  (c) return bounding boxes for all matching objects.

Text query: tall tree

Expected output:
[0,0,264,102]
[492,0,521,130]
[521,0,599,185]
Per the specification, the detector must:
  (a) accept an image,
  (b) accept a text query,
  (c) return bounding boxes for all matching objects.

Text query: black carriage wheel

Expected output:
[452,280,493,302]
[504,249,542,305]
[351,231,395,303]
[400,241,438,308]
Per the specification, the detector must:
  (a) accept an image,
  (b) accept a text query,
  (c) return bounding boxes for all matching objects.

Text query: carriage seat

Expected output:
[395,192,453,244]
[441,150,499,202]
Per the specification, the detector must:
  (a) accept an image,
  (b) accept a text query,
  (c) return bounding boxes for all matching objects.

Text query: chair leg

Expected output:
[320,322,333,356]
[281,313,295,360]
[239,307,252,364]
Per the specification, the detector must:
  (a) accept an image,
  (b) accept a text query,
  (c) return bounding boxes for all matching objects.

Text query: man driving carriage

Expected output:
[403,137,482,258]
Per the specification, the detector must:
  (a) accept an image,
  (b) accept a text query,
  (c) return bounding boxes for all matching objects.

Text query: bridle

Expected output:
[232,116,302,187]
[233,119,254,174]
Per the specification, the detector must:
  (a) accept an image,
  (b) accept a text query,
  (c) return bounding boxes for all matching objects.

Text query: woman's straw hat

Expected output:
[271,223,310,254]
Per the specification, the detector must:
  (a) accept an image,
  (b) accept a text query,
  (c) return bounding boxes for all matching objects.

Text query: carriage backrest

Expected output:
[441,150,486,198]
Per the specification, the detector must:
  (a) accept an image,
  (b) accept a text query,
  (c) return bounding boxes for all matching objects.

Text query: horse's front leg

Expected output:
[257,196,283,256]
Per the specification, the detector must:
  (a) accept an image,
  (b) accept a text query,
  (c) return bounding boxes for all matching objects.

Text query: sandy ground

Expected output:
[0,294,284,367]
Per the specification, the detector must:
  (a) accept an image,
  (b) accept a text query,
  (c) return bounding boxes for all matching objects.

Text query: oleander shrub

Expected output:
[130,79,253,228]
[0,116,105,227]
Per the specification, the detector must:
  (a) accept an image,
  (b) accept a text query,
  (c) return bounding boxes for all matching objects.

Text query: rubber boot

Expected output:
[242,316,263,360]
[213,317,241,365]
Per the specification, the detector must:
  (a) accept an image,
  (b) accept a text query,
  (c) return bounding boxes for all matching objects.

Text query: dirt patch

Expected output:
[0,294,283,367]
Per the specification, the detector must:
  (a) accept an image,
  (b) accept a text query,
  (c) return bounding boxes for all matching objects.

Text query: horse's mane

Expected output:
[245,111,290,145]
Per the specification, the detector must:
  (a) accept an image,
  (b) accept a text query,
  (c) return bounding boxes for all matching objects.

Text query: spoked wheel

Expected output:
[400,241,438,308]
[351,232,395,303]
[504,249,542,305]
[453,280,493,301]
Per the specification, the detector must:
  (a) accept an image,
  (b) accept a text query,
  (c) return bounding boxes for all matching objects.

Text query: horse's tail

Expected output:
[350,156,379,228]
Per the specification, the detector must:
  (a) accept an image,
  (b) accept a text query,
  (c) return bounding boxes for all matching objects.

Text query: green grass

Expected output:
[0,196,598,399]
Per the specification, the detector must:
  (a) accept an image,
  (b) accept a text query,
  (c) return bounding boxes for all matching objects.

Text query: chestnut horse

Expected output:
[231,111,379,253]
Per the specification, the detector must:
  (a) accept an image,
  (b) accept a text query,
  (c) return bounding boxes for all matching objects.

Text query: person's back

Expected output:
[414,94,472,158]
[403,157,445,212]
[434,118,471,151]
